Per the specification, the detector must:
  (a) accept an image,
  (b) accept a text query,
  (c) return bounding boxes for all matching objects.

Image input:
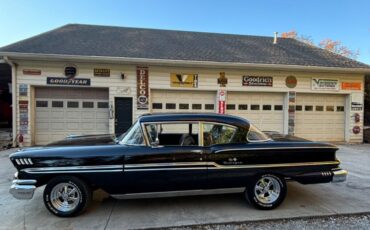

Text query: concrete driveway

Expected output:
[0,145,369,230]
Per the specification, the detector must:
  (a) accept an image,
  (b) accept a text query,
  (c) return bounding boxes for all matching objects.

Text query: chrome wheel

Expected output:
[254,176,281,204]
[50,182,80,212]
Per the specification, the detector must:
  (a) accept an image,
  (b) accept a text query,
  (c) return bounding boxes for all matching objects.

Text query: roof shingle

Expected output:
[0,24,368,69]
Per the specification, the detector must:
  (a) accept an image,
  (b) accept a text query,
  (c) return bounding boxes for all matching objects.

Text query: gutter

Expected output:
[1,52,370,74]
[2,56,17,147]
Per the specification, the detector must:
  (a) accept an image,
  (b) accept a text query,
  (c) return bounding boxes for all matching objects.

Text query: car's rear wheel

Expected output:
[43,176,92,217]
[245,174,287,210]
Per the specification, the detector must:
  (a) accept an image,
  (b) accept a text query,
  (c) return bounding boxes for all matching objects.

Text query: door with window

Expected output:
[122,122,206,193]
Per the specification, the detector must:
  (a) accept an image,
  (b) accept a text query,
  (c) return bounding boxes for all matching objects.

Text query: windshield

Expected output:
[120,121,145,145]
[247,124,271,142]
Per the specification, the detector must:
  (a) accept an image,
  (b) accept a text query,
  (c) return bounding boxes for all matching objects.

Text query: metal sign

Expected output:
[286,76,297,88]
[288,91,296,135]
[170,74,198,88]
[218,72,228,87]
[23,69,41,75]
[242,76,273,87]
[19,84,28,96]
[137,66,149,109]
[64,65,77,78]
[217,89,226,114]
[312,78,339,91]
[47,77,91,86]
[342,82,361,90]
[94,68,110,77]
[351,93,363,111]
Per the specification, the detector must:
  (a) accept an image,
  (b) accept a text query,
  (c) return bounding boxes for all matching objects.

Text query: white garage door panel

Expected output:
[295,93,345,142]
[151,90,216,113]
[227,92,285,133]
[35,87,109,145]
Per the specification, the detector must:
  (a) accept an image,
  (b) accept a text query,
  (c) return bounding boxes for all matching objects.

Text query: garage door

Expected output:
[35,87,109,145]
[227,92,285,133]
[295,93,345,142]
[151,90,216,113]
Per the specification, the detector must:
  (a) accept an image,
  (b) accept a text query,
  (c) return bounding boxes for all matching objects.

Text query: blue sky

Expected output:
[0,0,369,64]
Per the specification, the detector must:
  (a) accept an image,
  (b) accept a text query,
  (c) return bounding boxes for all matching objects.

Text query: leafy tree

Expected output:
[281,30,358,59]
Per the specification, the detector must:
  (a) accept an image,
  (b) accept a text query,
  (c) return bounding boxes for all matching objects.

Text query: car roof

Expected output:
[138,113,250,127]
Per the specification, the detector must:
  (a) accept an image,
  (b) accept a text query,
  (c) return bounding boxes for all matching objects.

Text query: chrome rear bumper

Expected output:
[332,169,348,183]
[9,172,37,200]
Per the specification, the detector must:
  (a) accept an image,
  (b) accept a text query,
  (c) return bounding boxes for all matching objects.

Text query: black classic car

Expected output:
[9,113,347,217]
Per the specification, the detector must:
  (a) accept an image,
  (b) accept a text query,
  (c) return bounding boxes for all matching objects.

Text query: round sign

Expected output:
[286,76,297,88]
[64,65,77,79]
[352,126,361,134]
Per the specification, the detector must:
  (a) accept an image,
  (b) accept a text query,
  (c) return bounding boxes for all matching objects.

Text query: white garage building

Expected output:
[0,24,369,146]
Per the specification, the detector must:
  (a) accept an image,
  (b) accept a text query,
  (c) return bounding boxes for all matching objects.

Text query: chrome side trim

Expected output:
[124,161,340,172]
[111,187,245,199]
[21,165,123,174]
[214,146,337,153]
[125,162,208,168]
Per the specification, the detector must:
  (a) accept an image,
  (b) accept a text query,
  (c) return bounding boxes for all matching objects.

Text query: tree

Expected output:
[281,30,358,59]
[319,38,359,59]
[281,30,314,46]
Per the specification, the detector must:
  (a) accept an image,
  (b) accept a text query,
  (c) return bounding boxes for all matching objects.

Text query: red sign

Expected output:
[217,90,226,114]
[23,69,41,75]
[342,82,361,90]
[136,66,149,109]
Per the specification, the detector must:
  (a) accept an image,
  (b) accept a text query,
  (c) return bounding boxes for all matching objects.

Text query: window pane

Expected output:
[247,124,270,142]
[192,104,202,110]
[251,104,260,110]
[305,105,313,111]
[205,104,214,110]
[145,123,199,146]
[238,104,248,110]
[52,101,63,108]
[179,104,189,110]
[337,106,344,112]
[97,102,109,108]
[152,103,162,109]
[166,103,176,109]
[36,101,48,108]
[120,121,144,145]
[326,106,334,112]
[316,106,324,111]
[274,105,283,111]
[82,102,94,108]
[263,105,271,110]
[295,105,303,111]
[203,123,237,146]
[67,101,79,108]
[226,104,235,110]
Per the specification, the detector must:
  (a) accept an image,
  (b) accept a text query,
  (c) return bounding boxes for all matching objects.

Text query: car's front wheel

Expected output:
[245,174,287,210]
[43,176,92,217]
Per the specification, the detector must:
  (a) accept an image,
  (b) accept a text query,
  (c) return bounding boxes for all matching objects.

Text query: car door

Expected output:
[202,122,255,189]
[122,122,207,193]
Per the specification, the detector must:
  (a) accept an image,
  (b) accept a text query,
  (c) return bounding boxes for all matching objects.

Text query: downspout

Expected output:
[3,56,17,147]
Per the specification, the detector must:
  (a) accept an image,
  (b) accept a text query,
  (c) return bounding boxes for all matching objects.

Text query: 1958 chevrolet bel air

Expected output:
[9,113,347,217]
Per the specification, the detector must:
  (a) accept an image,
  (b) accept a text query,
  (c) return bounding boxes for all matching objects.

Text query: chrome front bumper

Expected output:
[9,172,37,200]
[332,169,348,183]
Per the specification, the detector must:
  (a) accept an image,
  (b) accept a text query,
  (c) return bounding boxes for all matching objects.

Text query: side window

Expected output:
[202,123,237,146]
[144,123,199,146]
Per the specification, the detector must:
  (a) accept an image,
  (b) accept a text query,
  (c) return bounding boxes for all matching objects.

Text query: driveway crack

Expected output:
[103,200,116,230]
